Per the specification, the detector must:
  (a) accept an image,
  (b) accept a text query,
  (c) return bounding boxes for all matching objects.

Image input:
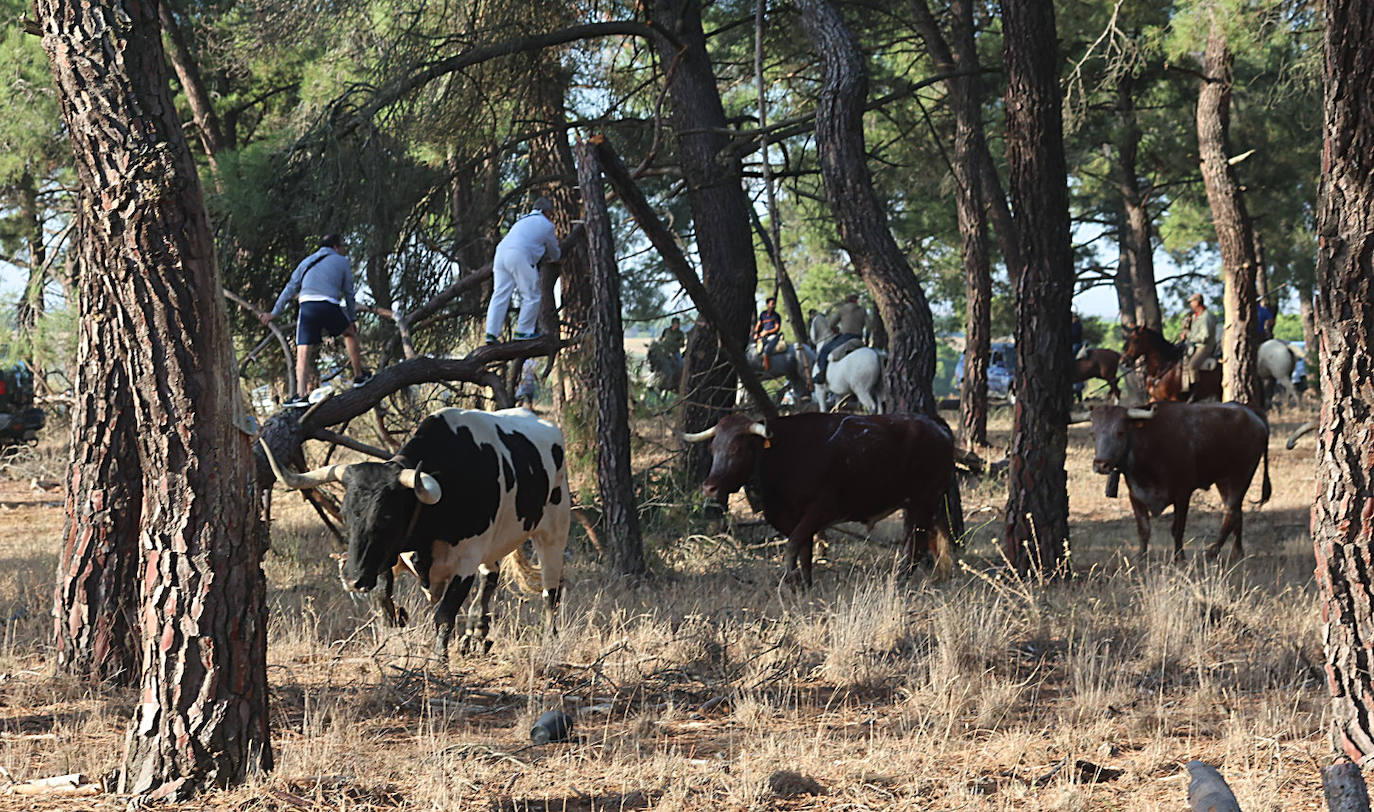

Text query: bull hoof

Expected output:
[458,633,492,657]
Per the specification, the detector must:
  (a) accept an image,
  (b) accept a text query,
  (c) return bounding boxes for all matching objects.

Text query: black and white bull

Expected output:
[263,407,570,659]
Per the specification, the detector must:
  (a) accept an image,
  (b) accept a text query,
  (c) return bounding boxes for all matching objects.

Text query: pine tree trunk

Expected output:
[53,230,143,685]
[1116,73,1162,330]
[14,170,46,341]
[911,0,991,444]
[36,0,271,797]
[1196,20,1260,408]
[529,58,596,472]
[649,0,758,481]
[1299,289,1317,377]
[158,0,229,168]
[1313,0,1374,768]
[799,0,937,416]
[1113,211,1138,325]
[577,140,646,575]
[1001,0,1074,572]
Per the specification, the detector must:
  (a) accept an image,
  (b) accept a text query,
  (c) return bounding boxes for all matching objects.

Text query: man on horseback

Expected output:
[753,297,783,371]
[816,293,867,385]
[1178,293,1218,394]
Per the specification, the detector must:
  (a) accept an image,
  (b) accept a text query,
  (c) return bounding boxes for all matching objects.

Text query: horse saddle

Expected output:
[827,338,865,362]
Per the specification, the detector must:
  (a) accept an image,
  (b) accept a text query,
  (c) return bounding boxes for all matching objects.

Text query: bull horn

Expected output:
[1126,407,1156,420]
[398,464,442,505]
[1286,420,1316,450]
[1068,411,1091,424]
[747,422,771,439]
[681,425,717,443]
[258,437,351,489]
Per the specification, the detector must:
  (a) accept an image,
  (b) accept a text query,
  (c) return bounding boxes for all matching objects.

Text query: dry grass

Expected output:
[0,407,1334,810]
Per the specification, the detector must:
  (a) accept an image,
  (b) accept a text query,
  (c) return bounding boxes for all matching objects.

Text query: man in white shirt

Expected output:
[484,197,562,343]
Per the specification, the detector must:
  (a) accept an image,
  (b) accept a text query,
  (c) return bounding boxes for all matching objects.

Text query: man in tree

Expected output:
[260,234,369,407]
[752,296,782,370]
[816,293,867,385]
[484,196,561,344]
[1178,292,1219,393]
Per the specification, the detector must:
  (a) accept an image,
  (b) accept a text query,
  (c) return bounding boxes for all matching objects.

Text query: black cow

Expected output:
[684,412,956,587]
[263,407,570,659]
[1086,402,1270,560]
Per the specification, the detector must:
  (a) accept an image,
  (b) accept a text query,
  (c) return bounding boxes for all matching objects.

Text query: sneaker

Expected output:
[283,397,310,409]
[485,333,499,345]
[352,373,372,388]
[513,331,540,341]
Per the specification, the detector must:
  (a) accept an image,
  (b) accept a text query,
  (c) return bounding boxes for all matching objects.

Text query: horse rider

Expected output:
[808,308,832,346]
[659,316,685,362]
[753,297,783,371]
[816,293,867,385]
[1255,299,1275,341]
[1178,292,1218,392]
[1070,312,1084,357]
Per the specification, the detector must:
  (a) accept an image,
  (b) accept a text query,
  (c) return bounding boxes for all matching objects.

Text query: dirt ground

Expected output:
[0,404,1336,810]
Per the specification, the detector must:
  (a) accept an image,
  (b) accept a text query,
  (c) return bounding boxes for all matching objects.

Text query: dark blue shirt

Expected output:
[1255,305,1274,339]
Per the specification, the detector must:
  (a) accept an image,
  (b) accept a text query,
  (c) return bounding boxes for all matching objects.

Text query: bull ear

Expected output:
[398,465,442,505]
[259,438,350,489]
[681,425,717,443]
[1126,407,1156,420]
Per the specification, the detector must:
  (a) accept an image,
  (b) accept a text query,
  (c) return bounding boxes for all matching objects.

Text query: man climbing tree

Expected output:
[36,0,271,797]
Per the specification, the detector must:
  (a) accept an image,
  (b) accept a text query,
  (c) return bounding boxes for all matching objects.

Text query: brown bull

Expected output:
[685,412,956,587]
[1086,402,1271,560]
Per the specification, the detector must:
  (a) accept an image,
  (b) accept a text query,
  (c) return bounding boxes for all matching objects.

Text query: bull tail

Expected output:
[1260,441,1272,506]
[503,544,544,595]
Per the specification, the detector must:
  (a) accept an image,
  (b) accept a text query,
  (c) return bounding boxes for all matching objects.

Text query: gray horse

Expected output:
[745,342,816,405]
[1257,338,1302,411]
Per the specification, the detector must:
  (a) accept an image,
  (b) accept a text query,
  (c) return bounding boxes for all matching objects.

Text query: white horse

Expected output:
[813,346,883,413]
[1257,338,1302,411]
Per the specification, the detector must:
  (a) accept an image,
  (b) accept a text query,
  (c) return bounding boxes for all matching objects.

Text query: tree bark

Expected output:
[577,139,646,575]
[36,0,271,797]
[53,227,142,685]
[648,0,758,480]
[1001,0,1074,572]
[799,0,938,416]
[1313,0,1374,769]
[912,0,991,445]
[1116,72,1162,330]
[1196,19,1260,408]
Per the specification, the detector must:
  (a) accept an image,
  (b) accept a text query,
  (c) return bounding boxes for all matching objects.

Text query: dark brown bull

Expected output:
[1086,402,1271,560]
[685,412,956,587]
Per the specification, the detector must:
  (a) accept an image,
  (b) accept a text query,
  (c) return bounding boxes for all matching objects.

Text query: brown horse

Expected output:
[1073,348,1121,401]
[1120,326,1221,402]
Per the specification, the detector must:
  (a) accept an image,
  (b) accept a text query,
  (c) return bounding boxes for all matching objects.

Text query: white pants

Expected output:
[484,252,542,338]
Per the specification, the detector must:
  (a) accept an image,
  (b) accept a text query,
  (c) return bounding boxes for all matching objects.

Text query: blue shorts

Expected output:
[296,301,351,346]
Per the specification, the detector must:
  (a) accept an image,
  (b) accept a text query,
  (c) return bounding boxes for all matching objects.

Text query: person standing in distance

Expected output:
[485,196,561,344]
[260,233,368,408]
